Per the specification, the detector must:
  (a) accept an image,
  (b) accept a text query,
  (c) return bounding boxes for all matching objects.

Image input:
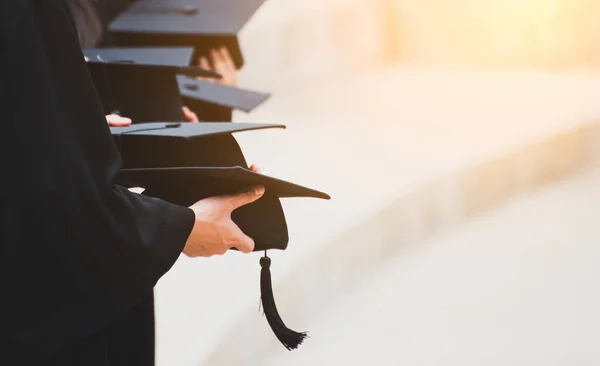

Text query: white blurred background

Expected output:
[154,1,600,365]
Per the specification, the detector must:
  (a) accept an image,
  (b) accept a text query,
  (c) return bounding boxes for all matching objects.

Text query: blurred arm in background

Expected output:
[197,46,238,87]
[66,0,201,124]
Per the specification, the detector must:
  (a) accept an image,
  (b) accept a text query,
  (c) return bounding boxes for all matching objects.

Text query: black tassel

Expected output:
[259,254,307,350]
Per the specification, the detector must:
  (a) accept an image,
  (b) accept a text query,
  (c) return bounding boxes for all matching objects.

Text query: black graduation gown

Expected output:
[63,1,162,365]
[0,1,195,365]
[91,0,134,47]
[63,0,133,48]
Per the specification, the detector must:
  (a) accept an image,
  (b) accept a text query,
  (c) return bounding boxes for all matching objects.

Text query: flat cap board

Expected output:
[84,48,221,122]
[108,0,268,68]
[178,76,270,112]
[109,122,285,138]
[84,46,194,65]
[117,167,331,200]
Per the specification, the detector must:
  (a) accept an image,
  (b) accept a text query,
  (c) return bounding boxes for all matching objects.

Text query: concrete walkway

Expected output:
[260,162,600,366]
[153,66,600,365]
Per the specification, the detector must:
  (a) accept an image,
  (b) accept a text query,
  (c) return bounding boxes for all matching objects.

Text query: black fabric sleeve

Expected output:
[0,1,195,364]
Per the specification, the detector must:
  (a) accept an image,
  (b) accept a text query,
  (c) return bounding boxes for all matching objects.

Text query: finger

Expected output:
[109,120,132,127]
[220,46,234,70]
[107,120,132,127]
[227,185,265,211]
[187,112,199,123]
[229,225,254,253]
[198,56,211,70]
[106,114,132,126]
[106,114,131,122]
[215,47,233,86]
[197,56,213,83]
[220,46,237,86]
[182,106,199,122]
[249,164,261,173]
[211,48,227,77]
[128,187,146,194]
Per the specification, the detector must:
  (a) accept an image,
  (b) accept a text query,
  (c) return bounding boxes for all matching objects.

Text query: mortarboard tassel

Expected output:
[259,253,307,350]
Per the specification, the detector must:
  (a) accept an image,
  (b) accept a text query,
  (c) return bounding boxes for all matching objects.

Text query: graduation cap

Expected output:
[178,75,270,122]
[108,0,267,69]
[84,47,221,122]
[110,122,330,349]
[85,47,269,123]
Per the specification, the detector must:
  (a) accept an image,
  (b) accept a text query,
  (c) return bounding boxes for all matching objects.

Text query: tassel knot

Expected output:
[259,256,271,269]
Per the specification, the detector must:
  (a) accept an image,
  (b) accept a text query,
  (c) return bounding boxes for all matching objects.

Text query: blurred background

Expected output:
[153,0,600,365]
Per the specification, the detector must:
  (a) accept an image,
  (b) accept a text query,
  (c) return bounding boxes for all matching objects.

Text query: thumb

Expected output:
[182,106,199,123]
[227,185,265,211]
[229,224,255,253]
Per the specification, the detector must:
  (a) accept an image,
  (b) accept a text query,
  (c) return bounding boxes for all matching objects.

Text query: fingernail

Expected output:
[253,186,264,196]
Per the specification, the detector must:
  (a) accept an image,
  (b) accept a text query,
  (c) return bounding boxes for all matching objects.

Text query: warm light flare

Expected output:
[388,0,600,67]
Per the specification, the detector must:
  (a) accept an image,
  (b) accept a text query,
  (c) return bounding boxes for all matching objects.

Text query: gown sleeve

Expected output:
[0,1,196,364]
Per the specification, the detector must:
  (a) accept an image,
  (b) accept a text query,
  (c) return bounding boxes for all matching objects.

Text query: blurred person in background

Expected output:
[65,0,239,125]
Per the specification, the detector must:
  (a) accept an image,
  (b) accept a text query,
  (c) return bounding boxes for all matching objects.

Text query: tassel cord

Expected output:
[259,254,307,350]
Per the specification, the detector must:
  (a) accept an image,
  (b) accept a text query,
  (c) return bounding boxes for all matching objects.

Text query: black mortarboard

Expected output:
[110,123,329,239]
[83,47,221,122]
[110,122,330,349]
[177,75,270,122]
[107,0,267,69]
